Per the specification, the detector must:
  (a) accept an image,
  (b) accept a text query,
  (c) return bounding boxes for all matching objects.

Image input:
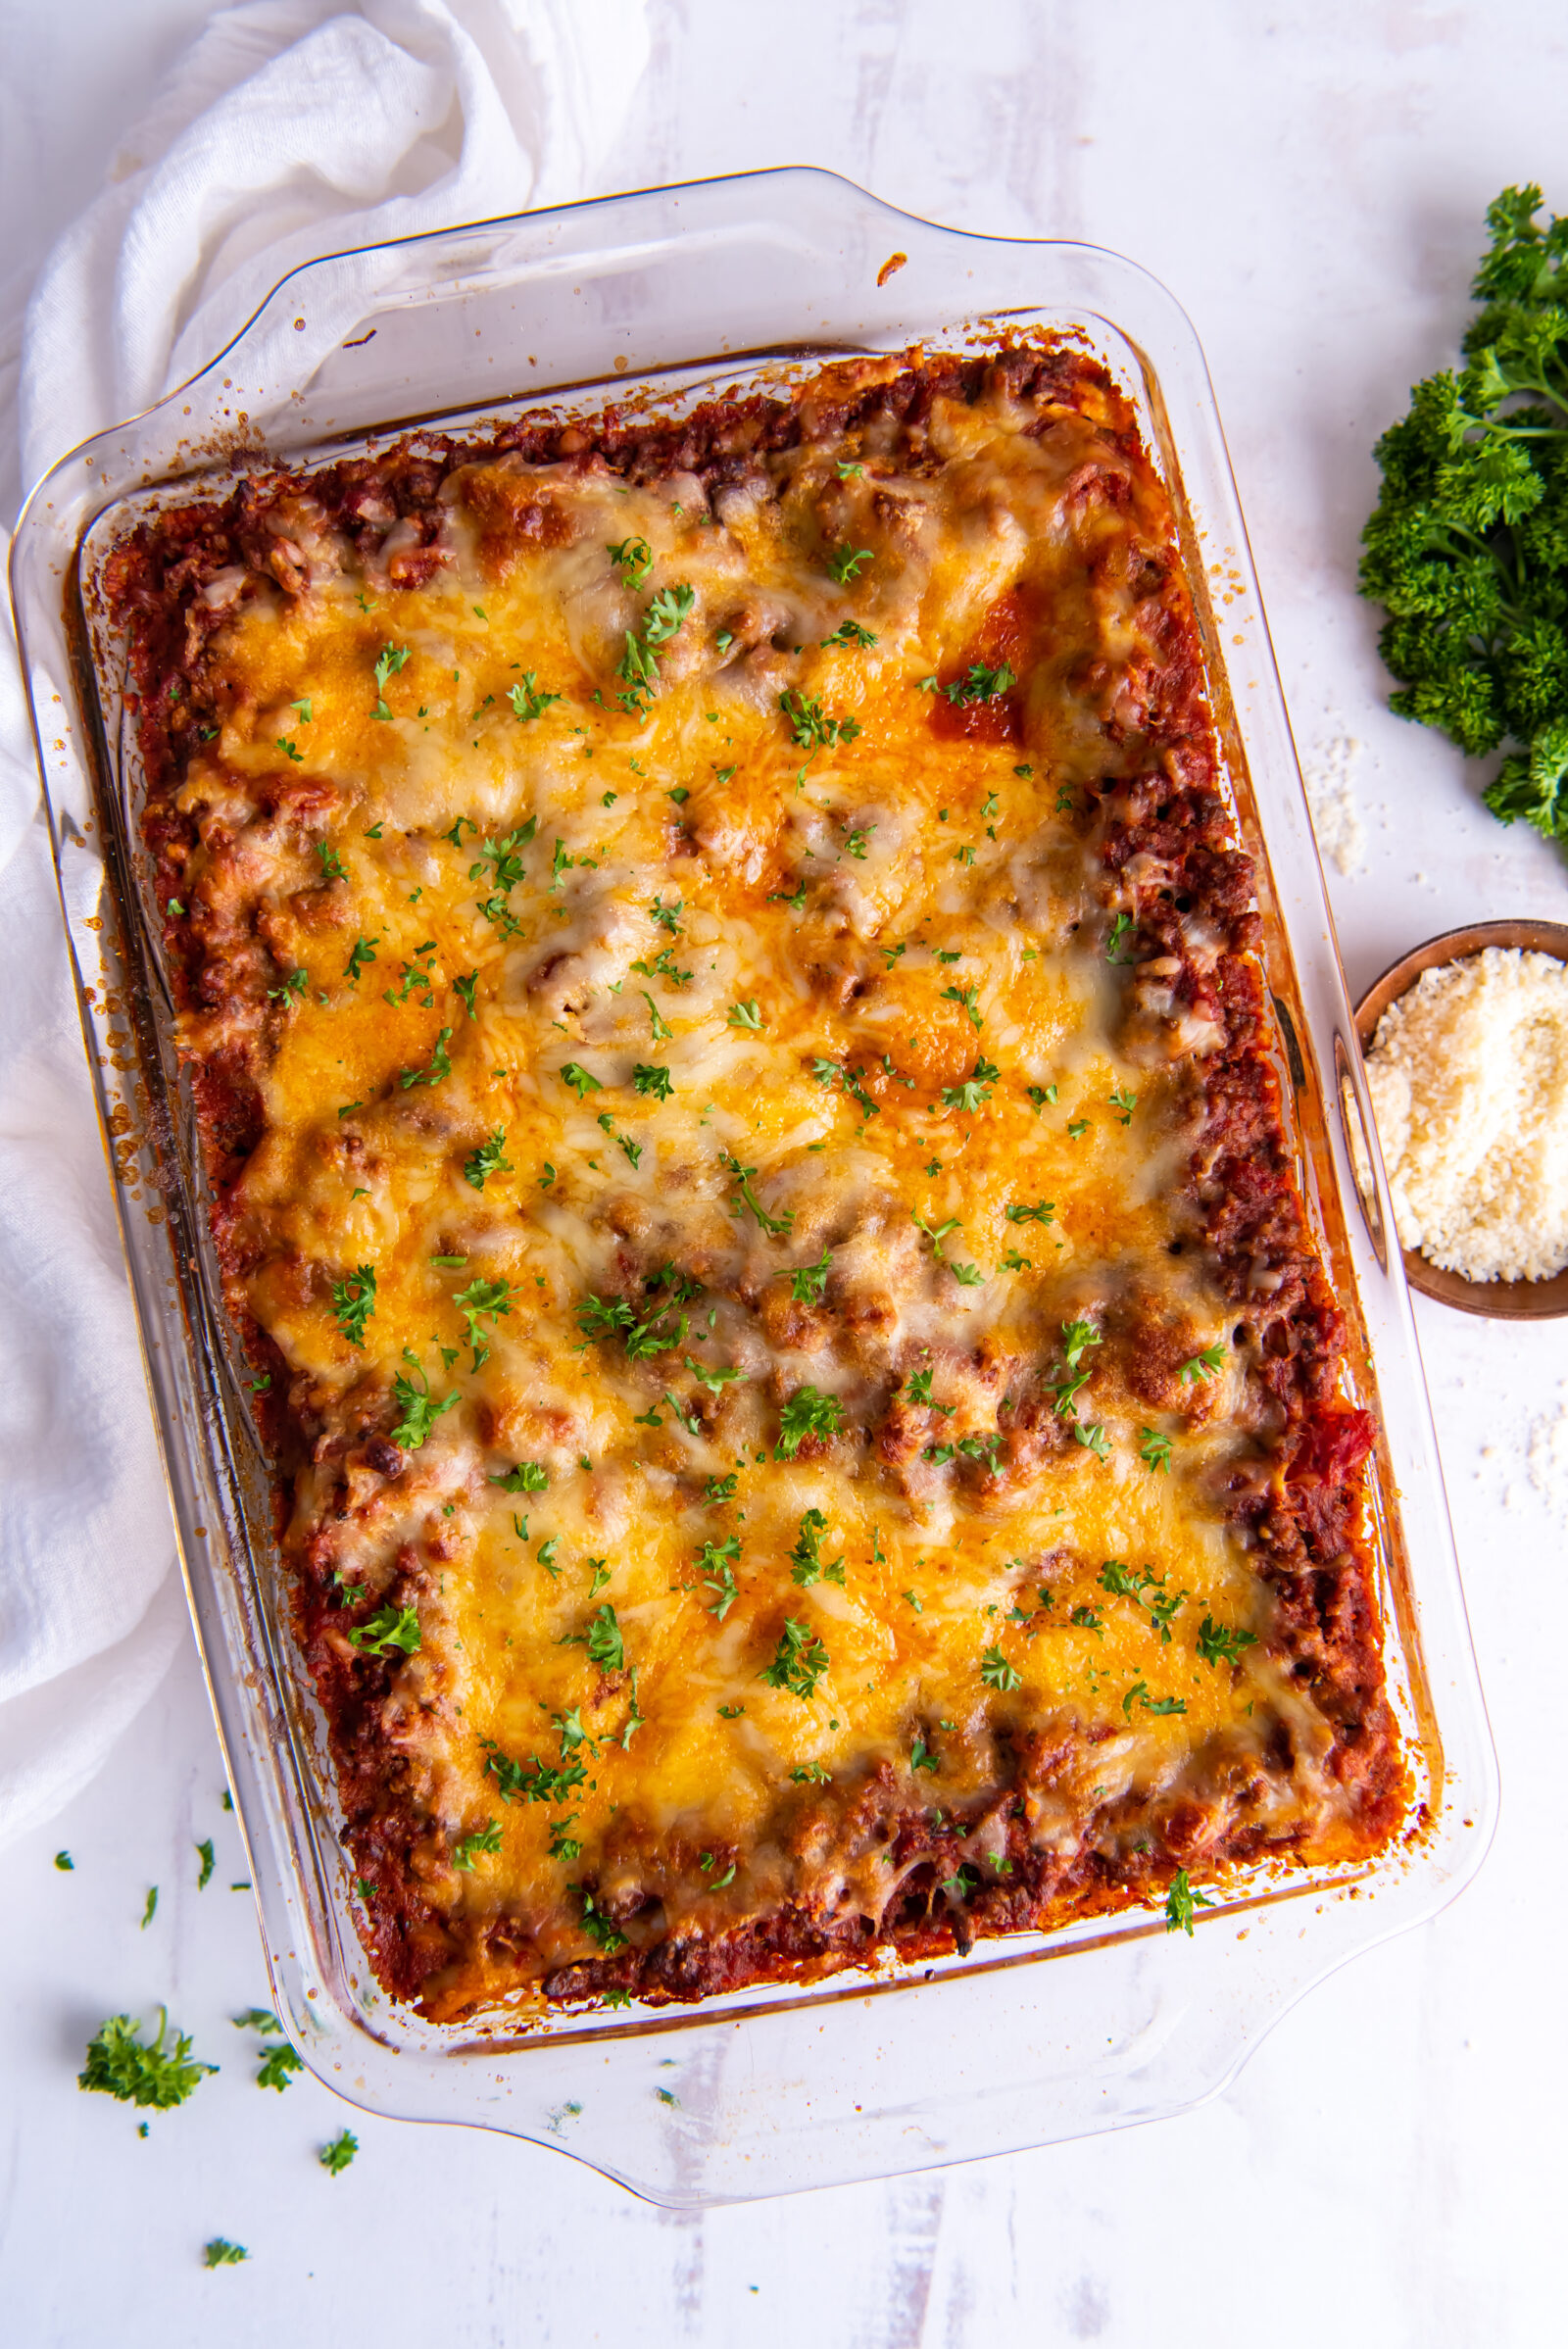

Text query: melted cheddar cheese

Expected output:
[152,356,1392,2018]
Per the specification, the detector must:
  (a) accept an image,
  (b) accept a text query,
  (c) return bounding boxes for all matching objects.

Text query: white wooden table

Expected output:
[3,3,1565,2339]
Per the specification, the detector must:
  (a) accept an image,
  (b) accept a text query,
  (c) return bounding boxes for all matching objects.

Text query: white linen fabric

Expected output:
[0,0,649,1848]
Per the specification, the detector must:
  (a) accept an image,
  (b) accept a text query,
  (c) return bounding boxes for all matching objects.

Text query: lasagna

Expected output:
[106,347,1406,2023]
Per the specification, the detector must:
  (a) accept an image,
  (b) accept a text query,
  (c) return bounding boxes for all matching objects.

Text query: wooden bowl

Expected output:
[1353,917,1568,1320]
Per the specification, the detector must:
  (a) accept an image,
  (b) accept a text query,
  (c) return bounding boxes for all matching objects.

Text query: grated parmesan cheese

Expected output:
[1365,947,1568,1282]
[1302,735,1367,877]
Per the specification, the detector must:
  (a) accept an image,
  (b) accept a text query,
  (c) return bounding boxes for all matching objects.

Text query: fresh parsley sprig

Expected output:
[1360,184,1568,849]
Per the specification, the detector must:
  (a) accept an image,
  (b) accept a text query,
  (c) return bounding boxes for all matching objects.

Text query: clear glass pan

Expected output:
[9,168,1496,2206]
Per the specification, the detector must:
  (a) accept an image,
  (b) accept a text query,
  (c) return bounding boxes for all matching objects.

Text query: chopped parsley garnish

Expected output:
[1105,911,1134,962]
[267,966,307,1006]
[1099,1559,1187,1643]
[549,1817,583,1861]
[203,2240,249,2268]
[1122,1680,1187,1718]
[469,821,537,934]
[452,1274,514,1370]
[760,1616,831,1700]
[479,1738,587,1806]
[319,2129,359,2175]
[454,971,478,1018]
[389,1350,459,1450]
[560,1060,603,1100]
[1107,1084,1137,1125]
[1066,1117,1090,1140]
[1197,1615,1259,1668]
[453,1821,503,1871]
[617,582,695,713]
[942,661,1014,705]
[565,1602,624,1672]
[576,1887,628,1954]
[727,998,764,1029]
[344,934,379,982]
[779,689,862,752]
[1179,1341,1227,1384]
[1164,1869,1213,1936]
[980,1645,1021,1692]
[791,1760,830,1784]
[195,1839,215,1890]
[1073,1422,1111,1462]
[78,2010,216,2110]
[348,1602,421,1658]
[608,535,654,590]
[704,1474,738,1504]
[721,1151,795,1237]
[464,1130,514,1189]
[1139,1427,1173,1474]
[789,1508,847,1589]
[330,1263,376,1348]
[826,544,873,584]
[822,619,878,648]
[54,1850,74,1871]
[1005,1199,1054,1225]
[780,1245,833,1305]
[632,1062,673,1100]
[774,1385,844,1459]
[509,672,561,722]
[399,1025,453,1089]
[315,839,348,882]
[941,981,984,1030]
[692,1536,741,1620]
[489,1459,549,1493]
[909,1738,940,1775]
[576,1288,689,1361]
[370,641,411,719]
[939,1055,1001,1113]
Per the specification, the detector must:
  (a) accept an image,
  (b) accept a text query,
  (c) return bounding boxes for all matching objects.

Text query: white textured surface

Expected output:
[3,2,1566,2340]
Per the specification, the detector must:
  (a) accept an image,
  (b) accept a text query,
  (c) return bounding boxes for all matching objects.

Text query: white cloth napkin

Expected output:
[0,0,649,1849]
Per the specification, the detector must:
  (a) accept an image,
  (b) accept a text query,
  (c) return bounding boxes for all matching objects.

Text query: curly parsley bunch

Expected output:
[1360,184,1568,848]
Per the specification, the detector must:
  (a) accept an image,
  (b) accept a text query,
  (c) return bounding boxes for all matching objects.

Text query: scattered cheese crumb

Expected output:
[1528,1385,1568,1531]
[1365,947,1568,1282]
[1302,735,1366,876]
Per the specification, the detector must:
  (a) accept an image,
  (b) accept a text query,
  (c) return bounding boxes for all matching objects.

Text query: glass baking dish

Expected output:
[9,168,1496,2206]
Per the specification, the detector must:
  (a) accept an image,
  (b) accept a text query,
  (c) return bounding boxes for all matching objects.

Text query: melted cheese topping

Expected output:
[183,368,1363,2006]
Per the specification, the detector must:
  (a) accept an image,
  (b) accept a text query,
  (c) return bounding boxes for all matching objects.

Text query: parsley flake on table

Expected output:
[78,2010,217,2110]
[319,2129,359,2176]
[203,2239,249,2268]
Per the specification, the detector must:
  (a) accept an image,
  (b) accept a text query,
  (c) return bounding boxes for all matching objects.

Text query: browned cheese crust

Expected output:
[106,349,1405,2022]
